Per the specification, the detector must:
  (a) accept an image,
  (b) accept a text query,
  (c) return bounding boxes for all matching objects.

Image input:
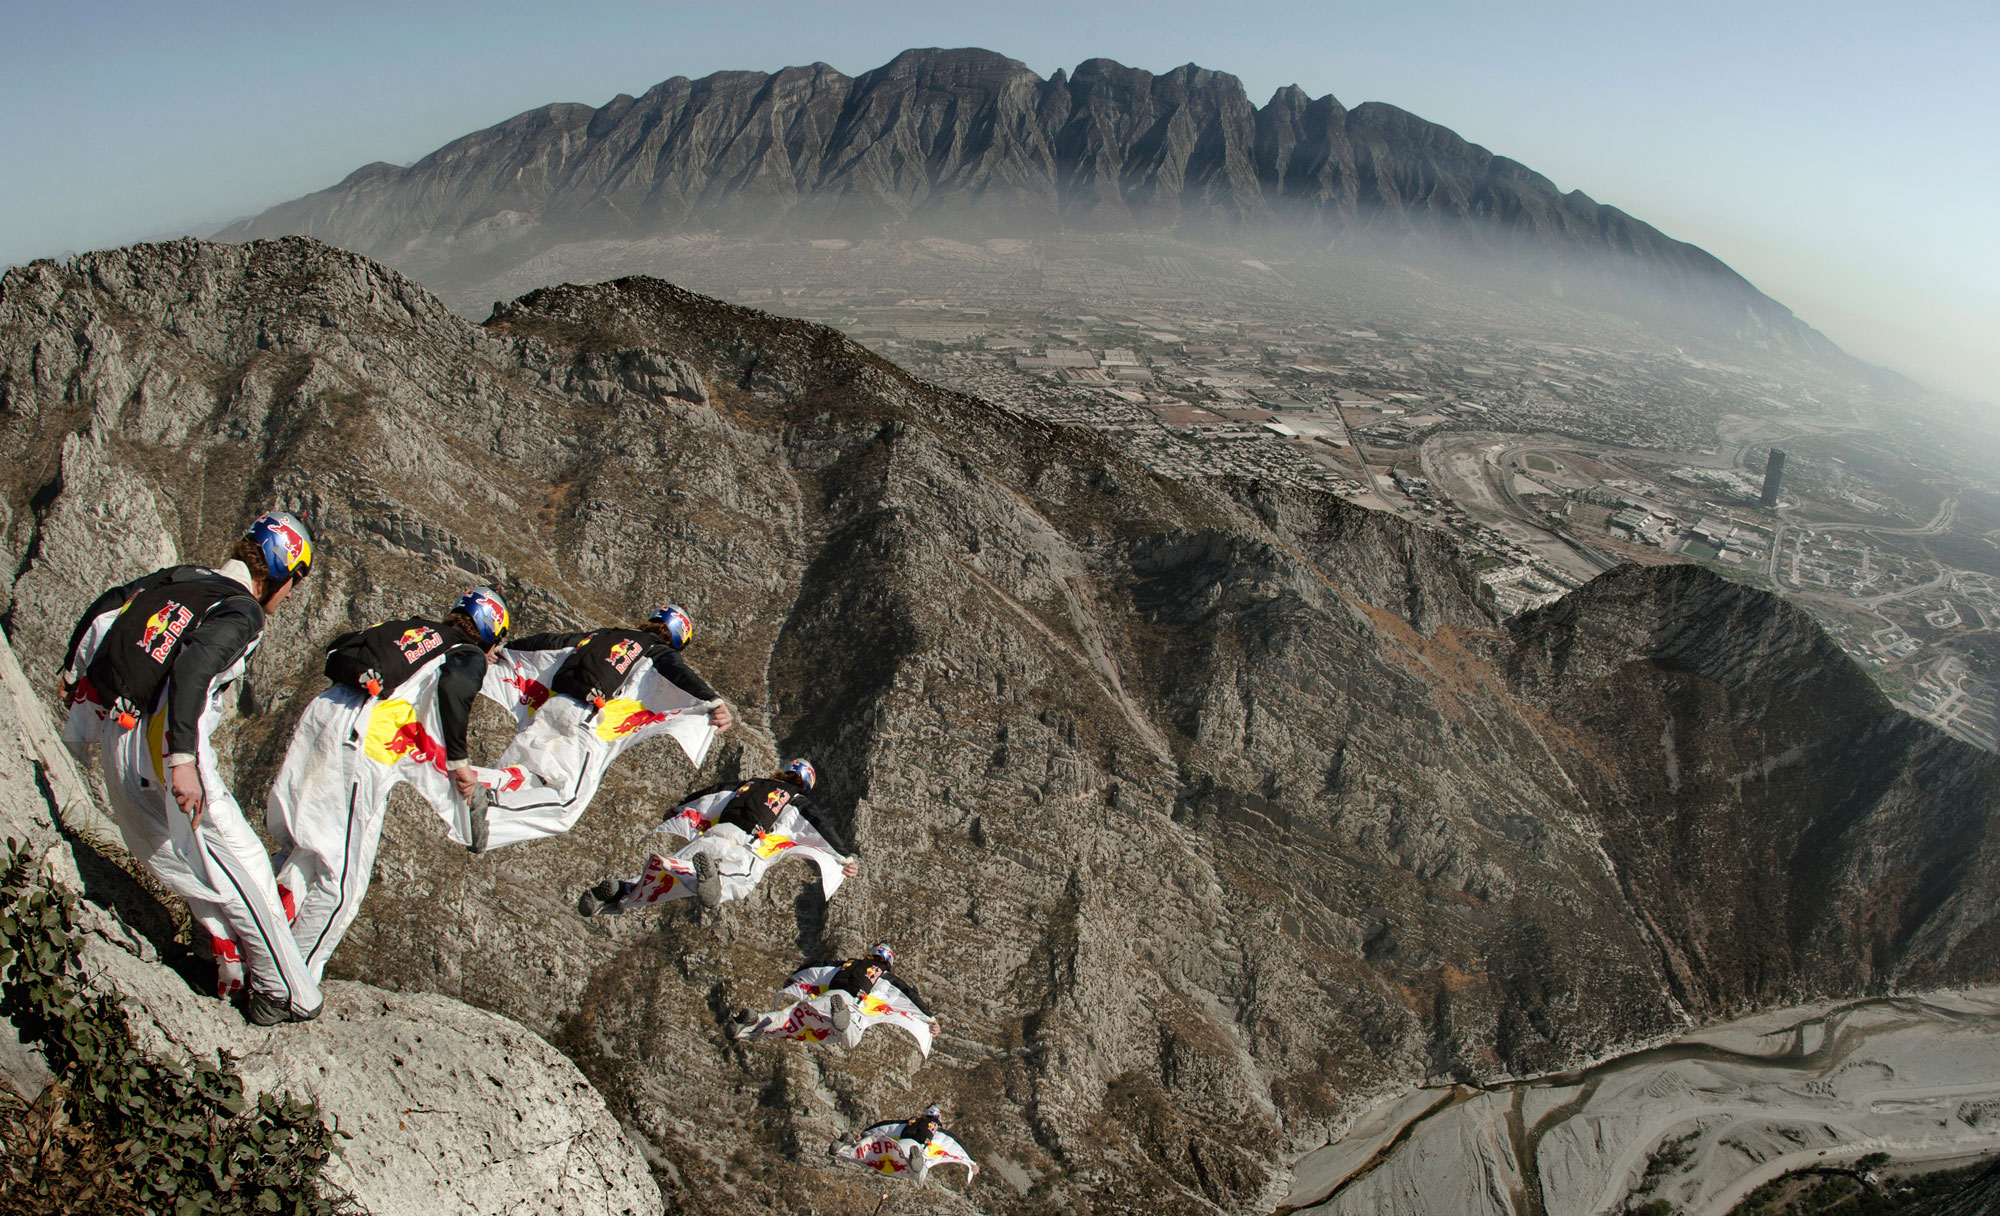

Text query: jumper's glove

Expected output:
[840,854,860,879]
[360,668,383,697]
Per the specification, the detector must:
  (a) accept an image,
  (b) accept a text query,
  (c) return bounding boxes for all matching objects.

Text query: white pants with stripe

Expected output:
[266,684,407,985]
[94,710,322,1017]
[480,695,608,850]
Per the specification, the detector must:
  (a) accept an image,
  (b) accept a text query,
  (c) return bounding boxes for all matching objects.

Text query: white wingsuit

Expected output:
[59,560,321,1017]
[477,645,720,851]
[264,653,494,984]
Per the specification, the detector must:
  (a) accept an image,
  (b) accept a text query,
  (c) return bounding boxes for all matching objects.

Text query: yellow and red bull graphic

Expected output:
[771,1003,833,1042]
[750,831,798,859]
[606,638,644,675]
[630,853,693,904]
[592,697,672,742]
[395,626,442,662]
[267,516,311,574]
[135,601,194,662]
[859,1139,911,1174]
[363,700,449,772]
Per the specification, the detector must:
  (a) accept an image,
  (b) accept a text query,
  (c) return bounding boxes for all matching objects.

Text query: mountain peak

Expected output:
[216,49,1828,354]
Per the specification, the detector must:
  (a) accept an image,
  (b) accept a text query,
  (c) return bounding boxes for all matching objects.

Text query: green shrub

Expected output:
[0,838,360,1215]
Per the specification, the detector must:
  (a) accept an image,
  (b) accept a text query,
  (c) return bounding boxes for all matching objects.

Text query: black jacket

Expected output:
[324,619,487,763]
[714,777,850,855]
[65,566,264,756]
[507,630,720,703]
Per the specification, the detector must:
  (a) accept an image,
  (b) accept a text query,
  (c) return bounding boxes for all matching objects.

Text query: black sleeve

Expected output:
[166,597,263,755]
[435,646,486,763]
[649,647,720,702]
[60,569,172,675]
[506,631,587,652]
[795,797,850,856]
[887,973,934,1018]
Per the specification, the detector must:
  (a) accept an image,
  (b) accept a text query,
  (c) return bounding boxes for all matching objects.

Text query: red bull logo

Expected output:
[606,638,643,674]
[363,700,448,771]
[135,602,193,662]
[380,721,448,771]
[593,697,670,741]
[506,673,552,709]
[395,626,442,661]
[751,833,797,859]
[862,1140,908,1172]
[270,518,308,569]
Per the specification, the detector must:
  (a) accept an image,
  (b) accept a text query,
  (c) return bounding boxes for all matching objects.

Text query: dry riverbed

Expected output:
[1282,989,2000,1216]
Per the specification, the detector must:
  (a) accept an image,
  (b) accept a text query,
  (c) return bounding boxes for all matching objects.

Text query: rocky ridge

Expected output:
[217,48,1829,356]
[0,236,1994,1215]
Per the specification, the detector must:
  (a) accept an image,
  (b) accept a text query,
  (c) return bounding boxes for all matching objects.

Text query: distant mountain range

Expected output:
[221,47,1834,356]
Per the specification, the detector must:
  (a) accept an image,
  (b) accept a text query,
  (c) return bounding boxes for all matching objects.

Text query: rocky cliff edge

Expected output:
[0,620,661,1216]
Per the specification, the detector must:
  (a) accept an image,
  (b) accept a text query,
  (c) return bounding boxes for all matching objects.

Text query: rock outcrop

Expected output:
[215,49,1831,357]
[0,531,658,1211]
[1,236,1993,1215]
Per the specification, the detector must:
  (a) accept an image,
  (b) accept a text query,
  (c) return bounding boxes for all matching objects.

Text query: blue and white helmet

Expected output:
[647,603,694,649]
[783,757,817,791]
[923,1104,942,1119]
[246,511,313,583]
[869,942,894,967]
[452,587,510,646]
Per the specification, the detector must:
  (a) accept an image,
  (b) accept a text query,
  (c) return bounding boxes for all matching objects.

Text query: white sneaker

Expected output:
[829,990,854,1032]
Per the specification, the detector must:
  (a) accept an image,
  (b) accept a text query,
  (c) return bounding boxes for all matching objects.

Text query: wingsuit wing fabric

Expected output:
[653,788,737,841]
[479,652,720,850]
[611,803,848,909]
[835,1124,978,1181]
[480,646,569,729]
[739,966,934,1054]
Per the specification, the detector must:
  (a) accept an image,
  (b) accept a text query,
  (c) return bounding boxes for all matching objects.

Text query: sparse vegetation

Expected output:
[1726,1156,1995,1215]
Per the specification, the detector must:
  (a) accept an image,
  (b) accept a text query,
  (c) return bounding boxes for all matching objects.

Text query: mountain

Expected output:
[216,48,1830,355]
[1,236,1994,1214]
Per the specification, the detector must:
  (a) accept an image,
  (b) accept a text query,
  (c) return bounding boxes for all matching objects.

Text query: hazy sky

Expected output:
[3,0,1994,404]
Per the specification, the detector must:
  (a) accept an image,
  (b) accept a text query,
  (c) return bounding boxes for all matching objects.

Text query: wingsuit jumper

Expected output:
[831,1105,978,1184]
[731,941,940,1052]
[574,758,857,915]
[263,588,510,985]
[477,603,731,851]
[56,512,322,1026]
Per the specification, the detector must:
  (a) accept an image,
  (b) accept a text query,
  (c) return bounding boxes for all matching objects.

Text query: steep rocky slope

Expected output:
[1,236,1993,1215]
[217,48,1829,356]
[0,613,658,1215]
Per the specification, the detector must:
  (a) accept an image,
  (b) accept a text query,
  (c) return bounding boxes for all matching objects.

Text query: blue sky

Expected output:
[3,0,1995,404]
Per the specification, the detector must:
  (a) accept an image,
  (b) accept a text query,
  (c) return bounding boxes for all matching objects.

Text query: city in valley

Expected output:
[466,232,2000,752]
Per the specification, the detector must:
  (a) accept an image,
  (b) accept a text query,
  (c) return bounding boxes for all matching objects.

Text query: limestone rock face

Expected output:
[0,236,1994,1216]
[0,579,658,1213]
[213,49,1827,356]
